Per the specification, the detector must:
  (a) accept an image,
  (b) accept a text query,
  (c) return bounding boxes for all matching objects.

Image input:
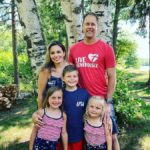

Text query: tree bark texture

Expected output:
[16,0,46,74]
[112,0,121,53]
[11,0,19,94]
[60,0,83,49]
[91,0,113,45]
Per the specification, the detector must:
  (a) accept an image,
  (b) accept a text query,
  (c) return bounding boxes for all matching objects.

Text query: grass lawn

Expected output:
[0,96,37,150]
[0,69,149,150]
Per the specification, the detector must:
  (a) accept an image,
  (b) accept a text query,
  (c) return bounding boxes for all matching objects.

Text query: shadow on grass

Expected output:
[0,139,29,150]
[119,118,150,150]
[0,96,37,133]
[119,102,150,149]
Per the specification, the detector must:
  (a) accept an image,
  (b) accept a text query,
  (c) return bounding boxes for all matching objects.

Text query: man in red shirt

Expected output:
[69,12,120,150]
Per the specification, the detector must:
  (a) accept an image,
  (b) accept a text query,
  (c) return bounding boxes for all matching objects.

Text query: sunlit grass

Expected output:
[140,135,150,150]
[126,69,150,99]
[0,96,36,149]
[0,125,32,148]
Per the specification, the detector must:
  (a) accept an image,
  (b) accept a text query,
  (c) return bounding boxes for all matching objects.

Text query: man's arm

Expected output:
[106,67,116,100]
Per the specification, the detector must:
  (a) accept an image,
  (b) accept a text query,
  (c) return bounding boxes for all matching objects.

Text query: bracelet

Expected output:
[106,98,113,104]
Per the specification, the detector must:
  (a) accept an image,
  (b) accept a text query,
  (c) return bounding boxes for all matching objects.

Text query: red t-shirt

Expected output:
[69,40,115,97]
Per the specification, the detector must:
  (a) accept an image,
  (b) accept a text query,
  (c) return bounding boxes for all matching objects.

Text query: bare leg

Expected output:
[112,134,120,150]
[29,125,38,150]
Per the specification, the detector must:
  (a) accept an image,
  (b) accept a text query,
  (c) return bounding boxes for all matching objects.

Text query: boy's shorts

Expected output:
[57,140,83,150]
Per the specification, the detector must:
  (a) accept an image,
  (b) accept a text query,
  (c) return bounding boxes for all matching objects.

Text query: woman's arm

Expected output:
[37,69,49,109]
[61,113,68,150]
[32,111,44,127]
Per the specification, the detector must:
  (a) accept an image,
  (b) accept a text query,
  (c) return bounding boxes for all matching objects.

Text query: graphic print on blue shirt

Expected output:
[63,88,89,142]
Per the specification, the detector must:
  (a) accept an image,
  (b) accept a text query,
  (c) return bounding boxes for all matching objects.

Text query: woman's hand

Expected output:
[32,111,44,128]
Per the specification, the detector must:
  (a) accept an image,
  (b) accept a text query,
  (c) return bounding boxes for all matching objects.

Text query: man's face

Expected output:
[82,15,98,39]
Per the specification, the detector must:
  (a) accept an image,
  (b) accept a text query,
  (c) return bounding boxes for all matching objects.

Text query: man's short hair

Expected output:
[83,12,98,23]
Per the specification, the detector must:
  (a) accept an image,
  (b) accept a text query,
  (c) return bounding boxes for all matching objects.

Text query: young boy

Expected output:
[57,64,89,150]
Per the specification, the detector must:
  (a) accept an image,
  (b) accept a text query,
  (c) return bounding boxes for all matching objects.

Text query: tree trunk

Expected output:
[16,0,46,74]
[71,0,84,41]
[112,0,121,54]
[60,0,83,48]
[11,0,19,96]
[91,0,113,45]
[147,13,150,87]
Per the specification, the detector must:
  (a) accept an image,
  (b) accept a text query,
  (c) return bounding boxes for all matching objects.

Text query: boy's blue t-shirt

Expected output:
[63,88,89,143]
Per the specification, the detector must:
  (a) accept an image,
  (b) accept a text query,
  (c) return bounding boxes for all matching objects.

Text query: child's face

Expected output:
[63,71,79,88]
[48,90,63,109]
[87,100,103,118]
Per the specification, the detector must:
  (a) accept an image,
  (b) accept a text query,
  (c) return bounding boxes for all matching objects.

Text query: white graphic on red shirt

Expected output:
[88,54,99,62]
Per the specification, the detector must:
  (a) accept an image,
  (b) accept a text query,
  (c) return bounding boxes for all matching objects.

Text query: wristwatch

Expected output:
[106,98,113,104]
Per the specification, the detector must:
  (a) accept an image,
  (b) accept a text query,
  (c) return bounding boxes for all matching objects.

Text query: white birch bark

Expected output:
[71,0,83,41]
[60,0,75,48]
[91,0,113,45]
[60,0,83,48]
[16,0,46,74]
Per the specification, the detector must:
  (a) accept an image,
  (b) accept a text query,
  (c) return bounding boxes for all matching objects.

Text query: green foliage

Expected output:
[18,54,33,81]
[0,49,32,87]
[0,28,12,51]
[37,0,66,44]
[0,28,26,54]
[0,49,13,84]
[114,69,145,127]
[116,31,140,68]
[125,50,140,68]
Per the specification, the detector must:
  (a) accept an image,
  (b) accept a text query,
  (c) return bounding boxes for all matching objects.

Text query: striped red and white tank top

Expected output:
[84,120,106,146]
[37,109,64,141]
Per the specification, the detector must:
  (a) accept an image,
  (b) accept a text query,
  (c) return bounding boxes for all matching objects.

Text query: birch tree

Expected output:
[60,0,83,48]
[16,0,46,74]
[91,0,113,45]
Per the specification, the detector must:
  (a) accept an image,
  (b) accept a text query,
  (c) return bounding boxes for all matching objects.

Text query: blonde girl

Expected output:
[30,86,68,150]
[84,96,112,150]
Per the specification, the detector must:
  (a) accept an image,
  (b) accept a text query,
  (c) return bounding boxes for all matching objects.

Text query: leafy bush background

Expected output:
[0,49,33,90]
[114,69,145,127]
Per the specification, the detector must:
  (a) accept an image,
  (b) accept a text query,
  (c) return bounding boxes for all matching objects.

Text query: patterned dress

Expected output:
[84,120,107,150]
[33,109,64,150]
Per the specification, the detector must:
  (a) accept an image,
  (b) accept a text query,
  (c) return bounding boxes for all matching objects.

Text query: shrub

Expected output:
[114,69,145,127]
[0,49,13,84]
[0,49,33,88]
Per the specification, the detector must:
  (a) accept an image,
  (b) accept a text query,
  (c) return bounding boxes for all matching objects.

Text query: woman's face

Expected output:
[49,45,65,64]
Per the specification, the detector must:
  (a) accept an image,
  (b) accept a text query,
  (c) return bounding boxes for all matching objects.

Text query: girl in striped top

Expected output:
[30,86,68,150]
[84,96,112,150]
